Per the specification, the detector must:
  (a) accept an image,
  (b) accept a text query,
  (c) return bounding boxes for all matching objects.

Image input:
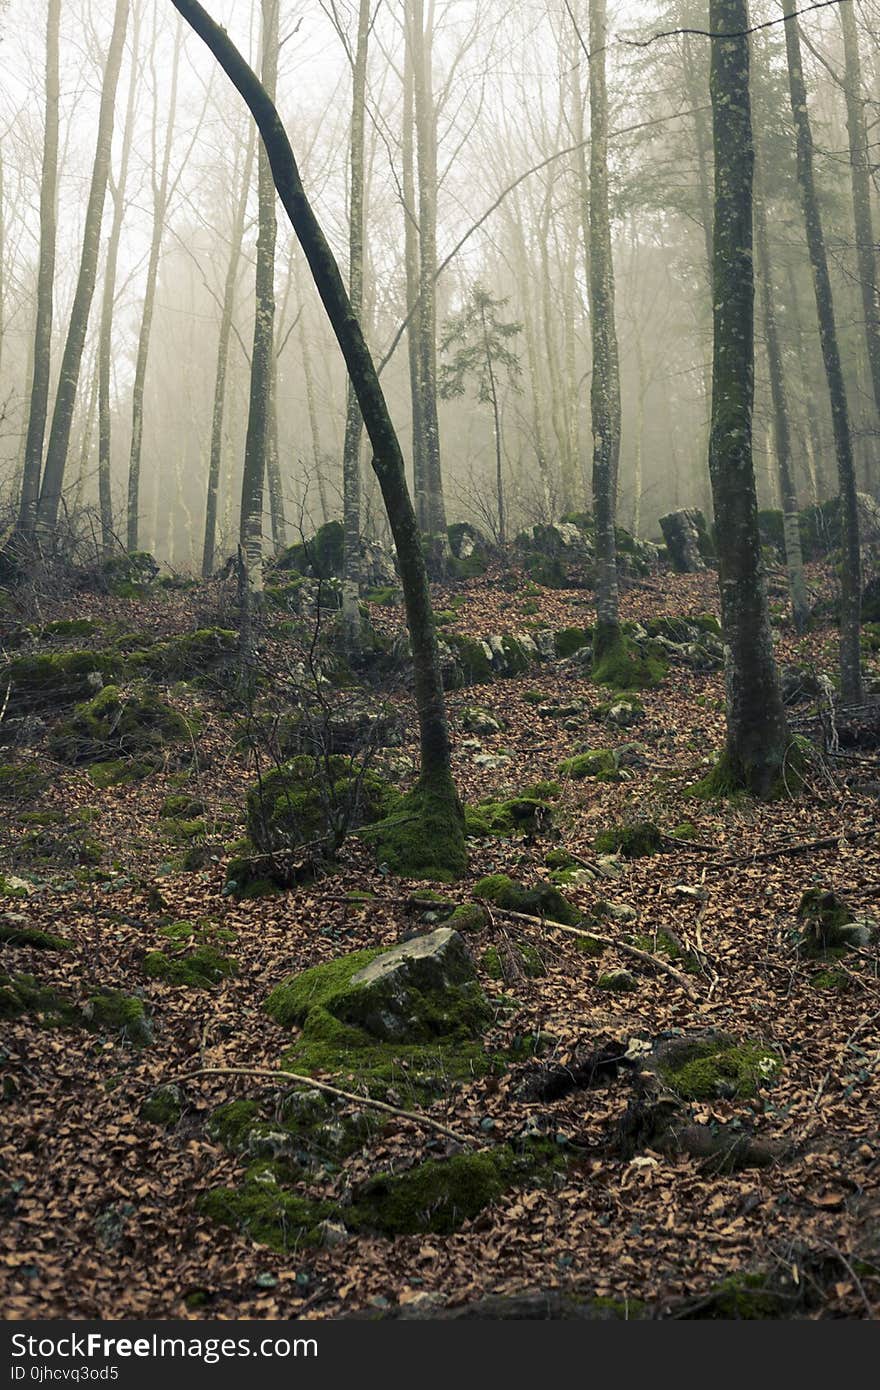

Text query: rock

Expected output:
[340,927,483,1041]
[780,665,823,706]
[318,1219,349,1249]
[796,887,877,954]
[658,509,713,572]
[597,969,637,992]
[360,539,397,588]
[461,706,505,735]
[596,900,638,923]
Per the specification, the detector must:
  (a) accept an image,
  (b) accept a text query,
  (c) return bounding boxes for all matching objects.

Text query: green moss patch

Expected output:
[1,650,120,713]
[474,873,580,926]
[591,635,666,691]
[593,820,662,858]
[140,1084,184,1127]
[465,795,553,837]
[653,1034,781,1101]
[247,755,399,857]
[558,748,619,781]
[0,972,151,1045]
[0,763,49,800]
[143,944,238,987]
[364,775,467,881]
[50,686,195,765]
[0,920,70,951]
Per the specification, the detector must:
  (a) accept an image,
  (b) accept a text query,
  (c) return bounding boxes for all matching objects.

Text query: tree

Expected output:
[238,0,280,659]
[782,0,862,704]
[170,0,465,881]
[439,282,521,543]
[17,0,61,538]
[126,10,183,552]
[704,0,790,797]
[586,0,623,663]
[839,0,880,421]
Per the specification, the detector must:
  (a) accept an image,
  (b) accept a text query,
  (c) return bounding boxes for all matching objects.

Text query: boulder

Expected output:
[658,509,712,572]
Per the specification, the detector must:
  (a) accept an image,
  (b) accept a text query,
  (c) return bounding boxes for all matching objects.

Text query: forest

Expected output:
[0,0,879,1326]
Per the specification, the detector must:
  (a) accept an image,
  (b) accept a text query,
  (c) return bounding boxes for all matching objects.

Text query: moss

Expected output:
[275,521,345,580]
[197,1182,330,1252]
[84,990,152,1046]
[161,817,207,843]
[688,740,806,803]
[657,1037,781,1100]
[593,821,662,858]
[810,969,850,991]
[465,795,553,837]
[88,758,156,789]
[482,946,503,979]
[247,755,399,857]
[40,618,105,641]
[206,1099,262,1150]
[128,628,237,680]
[692,612,722,635]
[143,944,238,987]
[365,774,467,881]
[682,1271,794,1319]
[50,686,195,765]
[525,780,561,800]
[554,627,591,659]
[524,553,567,588]
[474,873,580,926]
[670,821,698,840]
[348,1148,518,1236]
[0,762,49,799]
[522,689,548,706]
[447,634,494,685]
[160,793,206,819]
[0,922,70,951]
[1,650,120,712]
[446,903,488,934]
[591,634,665,691]
[558,748,619,781]
[597,970,637,992]
[500,635,531,675]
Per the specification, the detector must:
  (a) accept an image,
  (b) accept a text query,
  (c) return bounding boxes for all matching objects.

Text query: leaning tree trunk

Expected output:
[341,0,371,648]
[201,125,256,577]
[171,0,463,877]
[98,0,141,553]
[840,0,880,420]
[18,0,61,540]
[37,0,129,533]
[783,0,862,704]
[402,27,427,531]
[707,0,791,797]
[126,11,182,552]
[587,0,623,662]
[238,0,280,676]
[753,171,809,631]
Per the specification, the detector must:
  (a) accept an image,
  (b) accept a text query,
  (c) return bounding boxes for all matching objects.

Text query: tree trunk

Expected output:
[753,173,809,631]
[839,0,880,420]
[171,0,462,876]
[402,26,427,531]
[408,0,447,549]
[238,0,279,672]
[126,11,182,552]
[707,0,790,796]
[202,126,256,577]
[18,0,61,538]
[587,0,622,659]
[98,0,141,554]
[783,0,862,704]
[341,0,371,647]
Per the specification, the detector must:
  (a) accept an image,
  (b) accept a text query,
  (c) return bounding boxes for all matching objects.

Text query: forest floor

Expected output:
[1,557,879,1320]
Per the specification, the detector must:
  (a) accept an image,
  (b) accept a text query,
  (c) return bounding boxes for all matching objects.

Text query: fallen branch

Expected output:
[487,908,701,1000]
[168,1065,475,1145]
[723,827,877,867]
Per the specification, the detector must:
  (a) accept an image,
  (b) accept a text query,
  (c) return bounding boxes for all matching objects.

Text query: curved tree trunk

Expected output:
[37,0,129,534]
[708,0,790,796]
[18,0,61,539]
[170,0,457,832]
[783,0,862,704]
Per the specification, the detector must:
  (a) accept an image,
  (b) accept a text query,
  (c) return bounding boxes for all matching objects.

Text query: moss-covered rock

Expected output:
[554,627,591,659]
[0,919,70,951]
[651,1033,781,1100]
[88,758,156,789]
[795,888,876,955]
[349,1148,518,1236]
[445,903,488,934]
[83,989,153,1046]
[474,873,580,926]
[0,972,151,1044]
[593,820,662,859]
[49,686,195,765]
[591,635,665,691]
[482,943,546,980]
[1,650,119,713]
[140,1084,184,1127]
[143,944,238,987]
[128,628,237,680]
[247,755,399,857]
[558,748,619,781]
[160,793,206,819]
[445,634,494,686]
[465,795,554,837]
[597,969,637,992]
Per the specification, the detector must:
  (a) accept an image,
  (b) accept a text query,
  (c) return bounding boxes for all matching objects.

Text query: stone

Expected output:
[658,509,712,572]
[341,927,483,1041]
[461,706,505,736]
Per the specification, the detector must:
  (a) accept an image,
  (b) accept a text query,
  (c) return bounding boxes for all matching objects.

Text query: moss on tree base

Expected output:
[364,774,467,881]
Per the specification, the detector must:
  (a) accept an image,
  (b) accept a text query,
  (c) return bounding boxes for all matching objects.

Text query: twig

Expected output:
[168,1065,475,1145]
[484,907,701,1000]
[723,827,877,867]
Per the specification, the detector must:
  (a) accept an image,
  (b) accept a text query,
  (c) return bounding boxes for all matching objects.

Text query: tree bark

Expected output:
[708,0,790,795]
[402,26,427,530]
[201,126,257,577]
[126,10,182,552]
[753,170,809,631]
[783,0,862,704]
[17,0,61,537]
[839,0,880,420]
[98,0,141,553]
[170,0,456,806]
[587,0,622,658]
